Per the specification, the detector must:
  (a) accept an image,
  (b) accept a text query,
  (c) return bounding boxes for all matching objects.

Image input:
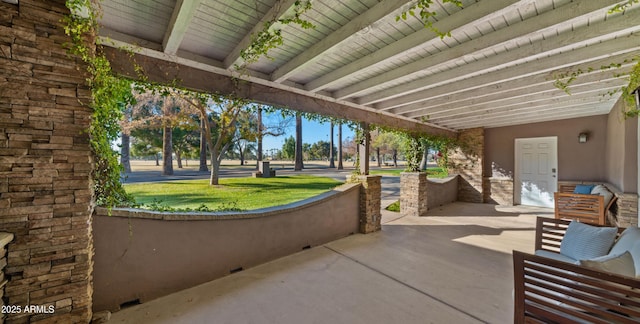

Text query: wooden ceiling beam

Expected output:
[304,0,522,92]
[399,70,631,118]
[270,0,412,83]
[378,52,639,112]
[223,0,299,69]
[355,4,639,105]
[162,0,202,55]
[103,47,456,138]
[449,103,614,129]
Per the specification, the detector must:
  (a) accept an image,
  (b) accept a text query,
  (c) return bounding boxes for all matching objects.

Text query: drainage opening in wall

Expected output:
[120,299,141,310]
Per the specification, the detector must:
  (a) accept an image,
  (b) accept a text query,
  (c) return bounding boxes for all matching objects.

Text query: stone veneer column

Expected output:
[400,172,427,216]
[0,1,94,323]
[615,193,639,228]
[349,175,381,233]
[448,128,485,203]
[1,233,14,324]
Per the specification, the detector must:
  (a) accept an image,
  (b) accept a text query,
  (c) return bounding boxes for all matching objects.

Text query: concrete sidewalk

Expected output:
[107,203,551,324]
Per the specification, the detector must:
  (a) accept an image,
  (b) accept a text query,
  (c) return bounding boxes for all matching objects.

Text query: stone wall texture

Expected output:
[449,128,485,203]
[1,233,15,324]
[0,1,94,323]
[400,172,427,217]
[483,177,514,206]
[352,175,381,233]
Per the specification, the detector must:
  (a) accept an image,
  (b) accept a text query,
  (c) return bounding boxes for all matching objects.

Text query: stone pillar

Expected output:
[258,161,271,178]
[615,193,639,228]
[1,233,14,324]
[449,128,485,203]
[0,1,94,322]
[350,175,381,233]
[400,172,428,216]
[358,123,370,175]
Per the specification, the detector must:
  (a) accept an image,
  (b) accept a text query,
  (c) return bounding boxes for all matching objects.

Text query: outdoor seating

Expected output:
[513,217,640,323]
[554,183,617,225]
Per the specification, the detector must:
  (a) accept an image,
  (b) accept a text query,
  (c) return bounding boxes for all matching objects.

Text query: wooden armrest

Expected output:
[513,251,640,324]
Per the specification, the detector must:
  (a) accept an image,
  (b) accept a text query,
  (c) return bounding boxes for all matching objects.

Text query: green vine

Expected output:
[622,60,640,117]
[553,1,639,114]
[64,0,134,208]
[237,0,315,68]
[397,0,463,38]
[553,61,627,95]
[609,0,639,13]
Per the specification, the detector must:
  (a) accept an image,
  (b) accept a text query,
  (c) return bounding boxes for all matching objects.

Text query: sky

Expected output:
[260,114,355,154]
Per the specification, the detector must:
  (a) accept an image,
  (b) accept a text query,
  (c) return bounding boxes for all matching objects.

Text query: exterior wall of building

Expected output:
[0,1,95,323]
[606,99,638,193]
[484,115,608,182]
[605,98,639,227]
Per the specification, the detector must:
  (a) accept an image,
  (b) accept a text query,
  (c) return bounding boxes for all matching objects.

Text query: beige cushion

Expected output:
[580,251,636,278]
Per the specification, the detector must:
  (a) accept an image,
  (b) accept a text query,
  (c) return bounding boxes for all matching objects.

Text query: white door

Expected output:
[514,137,558,207]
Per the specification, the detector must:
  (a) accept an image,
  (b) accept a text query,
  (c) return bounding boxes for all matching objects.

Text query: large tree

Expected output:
[294,112,304,171]
[329,122,335,168]
[126,89,199,175]
[373,131,403,167]
[337,123,343,170]
[179,92,248,185]
[282,135,296,160]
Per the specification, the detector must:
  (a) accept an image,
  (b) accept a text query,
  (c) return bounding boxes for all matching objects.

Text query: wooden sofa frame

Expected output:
[554,184,617,225]
[513,217,640,323]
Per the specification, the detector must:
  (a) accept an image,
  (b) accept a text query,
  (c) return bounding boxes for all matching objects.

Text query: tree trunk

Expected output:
[162,125,173,175]
[199,118,208,171]
[419,145,429,170]
[337,123,343,170]
[120,133,132,173]
[256,107,263,169]
[294,112,304,171]
[239,145,245,166]
[210,149,218,185]
[155,153,159,166]
[392,149,398,167]
[176,150,183,168]
[329,122,335,168]
[376,147,381,167]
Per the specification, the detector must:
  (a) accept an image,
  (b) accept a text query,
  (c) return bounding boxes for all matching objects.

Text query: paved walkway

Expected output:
[106,203,553,324]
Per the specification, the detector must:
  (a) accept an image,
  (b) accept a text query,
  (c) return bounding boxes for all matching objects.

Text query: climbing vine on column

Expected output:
[64,0,134,208]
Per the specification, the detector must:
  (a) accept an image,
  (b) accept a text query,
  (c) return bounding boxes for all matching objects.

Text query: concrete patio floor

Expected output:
[107,202,553,324]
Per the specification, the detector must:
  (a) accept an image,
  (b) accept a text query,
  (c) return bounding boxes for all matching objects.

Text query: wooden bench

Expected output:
[513,217,640,324]
[554,184,617,225]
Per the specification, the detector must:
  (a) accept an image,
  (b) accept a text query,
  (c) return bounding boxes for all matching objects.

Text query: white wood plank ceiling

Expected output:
[98,0,640,132]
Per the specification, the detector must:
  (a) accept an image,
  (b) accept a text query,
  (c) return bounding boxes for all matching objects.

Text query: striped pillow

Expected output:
[560,221,617,261]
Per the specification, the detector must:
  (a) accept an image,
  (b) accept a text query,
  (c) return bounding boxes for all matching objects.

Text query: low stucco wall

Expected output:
[427,176,458,210]
[92,183,360,312]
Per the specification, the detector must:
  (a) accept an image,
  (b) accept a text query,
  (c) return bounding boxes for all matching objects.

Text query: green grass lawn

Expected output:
[125,175,343,212]
[369,167,448,178]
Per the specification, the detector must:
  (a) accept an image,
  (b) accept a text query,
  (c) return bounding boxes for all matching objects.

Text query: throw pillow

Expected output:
[591,184,614,207]
[574,184,595,194]
[628,241,640,277]
[610,226,640,256]
[560,221,618,260]
[580,251,636,278]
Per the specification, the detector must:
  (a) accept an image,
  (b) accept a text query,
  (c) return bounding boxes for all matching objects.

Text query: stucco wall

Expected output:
[92,183,361,313]
[606,99,638,192]
[426,176,458,210]
[484,115,608,182]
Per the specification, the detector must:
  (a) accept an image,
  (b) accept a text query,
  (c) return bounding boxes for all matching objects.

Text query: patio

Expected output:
[107,203,552,324]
